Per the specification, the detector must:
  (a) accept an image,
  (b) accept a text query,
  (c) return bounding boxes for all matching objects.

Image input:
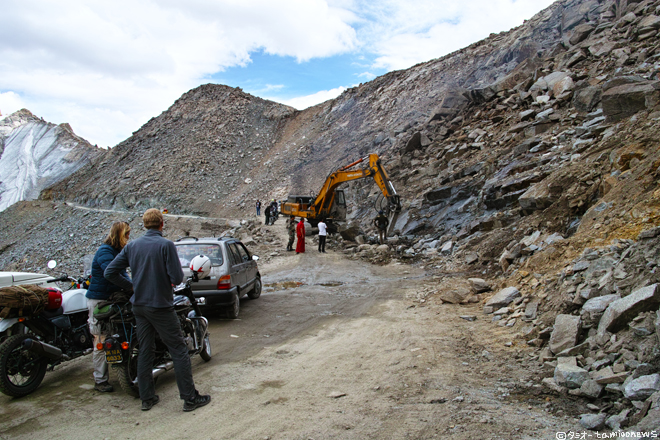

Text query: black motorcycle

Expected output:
[98,275,211,397]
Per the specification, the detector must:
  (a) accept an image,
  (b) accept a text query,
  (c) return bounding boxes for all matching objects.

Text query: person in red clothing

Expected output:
[295,218,306,253]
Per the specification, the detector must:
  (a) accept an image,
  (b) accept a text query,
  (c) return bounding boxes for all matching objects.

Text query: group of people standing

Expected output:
[257,199,279,225]
[85,209,211,413]
[286,215,327,253]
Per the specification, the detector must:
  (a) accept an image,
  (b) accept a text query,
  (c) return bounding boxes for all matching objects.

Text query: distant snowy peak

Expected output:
[0,109,103,212]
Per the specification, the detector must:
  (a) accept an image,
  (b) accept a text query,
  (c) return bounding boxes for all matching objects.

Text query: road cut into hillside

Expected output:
[0,228,585,440]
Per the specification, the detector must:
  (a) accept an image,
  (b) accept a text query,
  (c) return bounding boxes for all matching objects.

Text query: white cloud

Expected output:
[358,72,377,81]
[342,0,557,71]
[0,92,25,118]
[0,0,359,147]
[0,0,558,146]
[274,86,348,110]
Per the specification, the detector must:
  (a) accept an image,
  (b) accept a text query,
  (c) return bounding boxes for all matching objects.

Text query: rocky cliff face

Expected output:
[0,109,103,212]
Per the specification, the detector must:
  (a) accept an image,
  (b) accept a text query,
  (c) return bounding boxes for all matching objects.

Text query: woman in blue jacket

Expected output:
[86,221,132,393]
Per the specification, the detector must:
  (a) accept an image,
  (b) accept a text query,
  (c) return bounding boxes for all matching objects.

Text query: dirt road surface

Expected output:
[0,231,584,439]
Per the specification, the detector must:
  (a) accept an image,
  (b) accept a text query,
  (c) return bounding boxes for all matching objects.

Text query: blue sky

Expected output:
[0,0,557,148]
[213,50,379,102]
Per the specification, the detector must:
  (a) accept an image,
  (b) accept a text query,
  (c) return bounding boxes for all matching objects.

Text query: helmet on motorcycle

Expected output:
[189,255,212,279]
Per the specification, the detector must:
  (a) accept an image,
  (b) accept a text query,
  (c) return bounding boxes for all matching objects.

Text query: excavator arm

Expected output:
[281,154,401,234]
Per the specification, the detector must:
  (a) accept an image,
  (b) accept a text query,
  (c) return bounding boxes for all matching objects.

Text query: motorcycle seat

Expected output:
[42,307,63,318]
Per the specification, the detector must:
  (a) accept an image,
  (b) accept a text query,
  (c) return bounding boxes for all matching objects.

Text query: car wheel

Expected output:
[226,292,240,319]
[247,276,261,300]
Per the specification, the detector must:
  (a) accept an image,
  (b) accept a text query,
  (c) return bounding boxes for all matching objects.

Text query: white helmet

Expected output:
[189,255,211,279]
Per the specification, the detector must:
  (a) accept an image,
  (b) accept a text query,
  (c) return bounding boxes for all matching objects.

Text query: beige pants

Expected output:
[87,299,108,384]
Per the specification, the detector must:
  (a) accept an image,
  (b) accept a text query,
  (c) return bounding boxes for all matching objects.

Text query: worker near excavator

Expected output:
[286,215,296,251]
[296,218,306,253]
[317,218,327,253]
[374,210,389,244]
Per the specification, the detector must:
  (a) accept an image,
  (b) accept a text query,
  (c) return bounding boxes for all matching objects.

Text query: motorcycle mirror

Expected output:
[47,260,57,269]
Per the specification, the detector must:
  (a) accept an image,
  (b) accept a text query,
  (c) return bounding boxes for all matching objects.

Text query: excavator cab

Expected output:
[330,190,347,223]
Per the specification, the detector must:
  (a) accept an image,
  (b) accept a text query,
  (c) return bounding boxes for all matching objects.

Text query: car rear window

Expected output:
[176,244,223,267]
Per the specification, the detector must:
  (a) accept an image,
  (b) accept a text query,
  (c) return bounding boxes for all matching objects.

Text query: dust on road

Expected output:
[0,237,582,440]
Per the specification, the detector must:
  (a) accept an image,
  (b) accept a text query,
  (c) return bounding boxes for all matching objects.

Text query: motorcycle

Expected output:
[0,266,94,397]
[98,273,211,397]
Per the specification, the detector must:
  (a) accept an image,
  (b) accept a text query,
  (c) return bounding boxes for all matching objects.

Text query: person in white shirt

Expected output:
[317,219,327,253]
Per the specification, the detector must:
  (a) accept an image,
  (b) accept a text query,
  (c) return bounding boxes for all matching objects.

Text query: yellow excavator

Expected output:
[280,153,401,235]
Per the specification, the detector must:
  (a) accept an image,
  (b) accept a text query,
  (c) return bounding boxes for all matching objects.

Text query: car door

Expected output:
[226,243,247,293]
[237,242,258,290]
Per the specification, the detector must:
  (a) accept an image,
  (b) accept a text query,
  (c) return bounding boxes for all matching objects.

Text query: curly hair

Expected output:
[104,221,131,250]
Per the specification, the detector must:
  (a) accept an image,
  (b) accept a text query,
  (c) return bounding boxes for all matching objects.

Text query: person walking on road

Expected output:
[104,208,211,412]
[296,218,306,253]
[286,215,296,251]
[86,221,132,393]
[264,203,271,225]
[256,200,261,216]
[317,219,327,253]
[374,210,389,244]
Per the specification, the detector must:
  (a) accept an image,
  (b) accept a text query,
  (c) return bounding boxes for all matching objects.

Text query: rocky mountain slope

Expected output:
[0,109,103,212]
[2,0,660,431]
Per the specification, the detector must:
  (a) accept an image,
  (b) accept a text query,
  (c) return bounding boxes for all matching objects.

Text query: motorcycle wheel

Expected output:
[113,345,140,398]
[200,334,212,362]
[0,334,48,397]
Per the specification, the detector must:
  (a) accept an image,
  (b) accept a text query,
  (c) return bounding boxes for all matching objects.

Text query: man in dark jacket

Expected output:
[374,210,389,244]
[105,208,211,412]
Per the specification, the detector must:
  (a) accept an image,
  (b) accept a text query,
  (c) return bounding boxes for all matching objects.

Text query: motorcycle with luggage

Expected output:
[0,261,94,397]
[96,255,212,397]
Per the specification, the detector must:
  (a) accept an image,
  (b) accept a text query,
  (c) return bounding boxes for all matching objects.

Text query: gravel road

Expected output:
[0,234,584,440]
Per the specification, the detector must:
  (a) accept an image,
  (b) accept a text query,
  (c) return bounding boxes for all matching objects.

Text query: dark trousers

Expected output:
[318,235,326,252]
[133,305,196,401]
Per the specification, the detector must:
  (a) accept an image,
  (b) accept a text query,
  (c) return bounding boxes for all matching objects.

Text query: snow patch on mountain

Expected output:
[0,109,103,212]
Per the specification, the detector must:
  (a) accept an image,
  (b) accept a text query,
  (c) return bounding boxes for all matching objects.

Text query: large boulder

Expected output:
[518,181,555,212]
[405,132,432,152]
[484,287,520,311]
[579,413,607,430]
[339,224,361,242]
[569,23,596,45]
[581,294,620,314]
[440,288,471,304]
[549,314,581,354]
[561,0,599,32]
[430,89,469,121]
[555,357,590,389]
[602,81,660,122]
[637,15,660,33]
[623,374,660,401]
[598,284,660,336]
[572,86,602,113]
[468,278,491,293]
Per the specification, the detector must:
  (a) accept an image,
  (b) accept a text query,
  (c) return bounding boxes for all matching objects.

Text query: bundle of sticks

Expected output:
[0,285,49,318]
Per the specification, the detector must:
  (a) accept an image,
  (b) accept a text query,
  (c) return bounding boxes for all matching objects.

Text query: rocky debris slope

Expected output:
[0,109,102,212]
[47,85,296,215]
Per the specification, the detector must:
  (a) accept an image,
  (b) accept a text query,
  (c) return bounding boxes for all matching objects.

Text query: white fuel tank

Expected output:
[61,289,88,314]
